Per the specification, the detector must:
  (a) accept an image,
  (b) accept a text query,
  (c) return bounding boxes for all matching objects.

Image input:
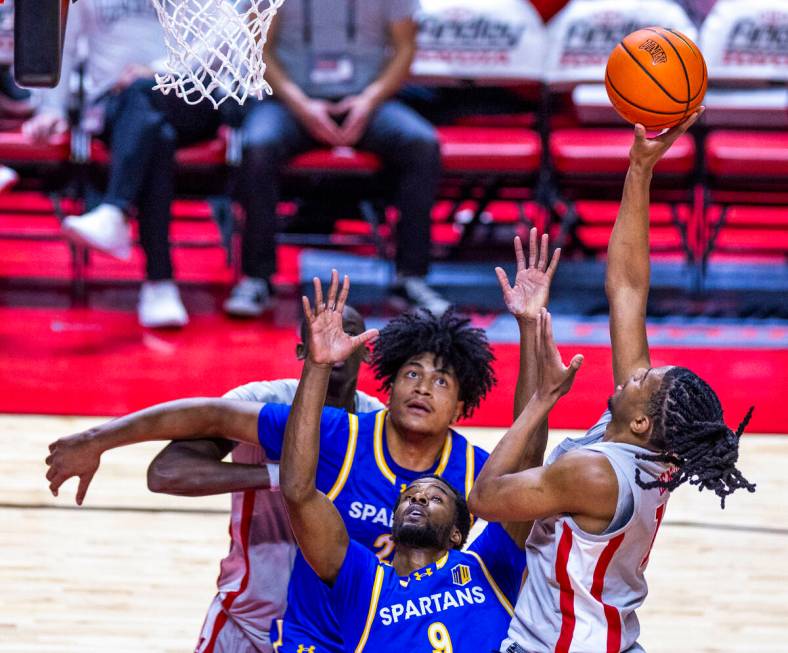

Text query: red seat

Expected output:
[288,148,381,173]
[89,134,228,166]
[452,113,537,129]
[437,126,541,173]
[706,131,788,178]
[550,129,696,176]
[0,131,71,163]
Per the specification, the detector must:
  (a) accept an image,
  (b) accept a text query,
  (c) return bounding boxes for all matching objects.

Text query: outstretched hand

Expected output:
[535,309,583,401]
[629,107,704,172]
[302,270,378,366]
[495,228,561,322]
[45,431,101,505]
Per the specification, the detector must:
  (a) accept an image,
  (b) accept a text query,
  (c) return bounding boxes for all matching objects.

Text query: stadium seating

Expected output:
[540,1,700,266]
[0,0,785,299]
[697,0,788,276]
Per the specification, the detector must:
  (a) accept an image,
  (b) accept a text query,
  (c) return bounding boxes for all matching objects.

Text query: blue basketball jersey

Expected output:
[315,521,525,653]
[256,405,489,653]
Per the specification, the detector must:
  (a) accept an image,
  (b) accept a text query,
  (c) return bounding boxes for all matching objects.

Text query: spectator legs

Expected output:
[358,100,441,278]
[135,122,176,280]
[238,99,313,281]
[102,79,221,280]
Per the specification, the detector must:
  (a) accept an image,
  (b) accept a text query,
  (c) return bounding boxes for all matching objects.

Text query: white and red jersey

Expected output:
[197,379,384,653]
[501,412,671,653]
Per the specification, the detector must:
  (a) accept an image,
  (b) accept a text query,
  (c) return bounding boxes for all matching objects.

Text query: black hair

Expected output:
[635,366,756,508]
[394,474,472,549]
[370,309,495,418]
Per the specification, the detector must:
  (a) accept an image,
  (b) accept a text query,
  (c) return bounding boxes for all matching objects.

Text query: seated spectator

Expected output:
[23,0,225,328]
[227,0,449,317]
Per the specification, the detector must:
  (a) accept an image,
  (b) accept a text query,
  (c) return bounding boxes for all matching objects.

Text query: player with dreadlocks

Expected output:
[469,108,756,653]
[45,276,509,652]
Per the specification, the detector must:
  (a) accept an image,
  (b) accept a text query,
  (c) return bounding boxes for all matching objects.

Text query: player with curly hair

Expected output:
[470,110,756,653]
[47,255,565,652]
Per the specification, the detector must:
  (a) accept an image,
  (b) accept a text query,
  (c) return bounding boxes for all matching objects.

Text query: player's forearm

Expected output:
[606,166,653,296]
[147,455,273,496]
[513,319,549,464]
[82,399,251,455]
[280,360,331,504]
[470,394,554,510]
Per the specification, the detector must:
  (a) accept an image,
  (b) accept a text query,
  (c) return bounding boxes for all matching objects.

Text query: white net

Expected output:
[150,0,285,109]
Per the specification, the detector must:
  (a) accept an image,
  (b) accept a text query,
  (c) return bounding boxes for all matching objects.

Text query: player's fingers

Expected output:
[326,269,339,309]
[76,473,94,506]
[660,107,703,144]
[528,228,537,269]
[538,233,549,271]
[336,275,350,314]
[546,247,561,280]
[353,328,380,348]
[301,295,313,322]
[49,441,56,453]
[45,453,53,465]
[544,310,558,353]
[634,123,647,142]
[514,236,526,272]
[564,354,584,386]
[45,465,57,481]
[313,276,323,313]
[494,267,511,294]
[49,474,65,496]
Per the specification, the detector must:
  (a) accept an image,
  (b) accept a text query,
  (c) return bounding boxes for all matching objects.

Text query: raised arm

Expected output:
[469,311,604,528]
[45,398,262,504]
[606,111,702,386]
[496,228,561,421]
[280,271,378,585]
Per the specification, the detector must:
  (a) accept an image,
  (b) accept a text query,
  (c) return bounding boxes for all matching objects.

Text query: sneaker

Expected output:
[0,165,18,193]
[62,203,132,260]
[138,280,189,328]
[392,276,451,316]
[223,277,271,317]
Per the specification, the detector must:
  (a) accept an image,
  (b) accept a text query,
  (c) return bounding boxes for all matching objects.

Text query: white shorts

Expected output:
[195,594,272,653]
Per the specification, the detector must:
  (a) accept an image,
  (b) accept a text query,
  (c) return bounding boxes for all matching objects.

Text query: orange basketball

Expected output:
[605,27,707,130]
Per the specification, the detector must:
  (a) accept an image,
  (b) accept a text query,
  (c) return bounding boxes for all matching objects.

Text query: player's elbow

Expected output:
[605,268,647,299]
[146,452,189,494]
[280,472,313,505]
[467,481,497,520]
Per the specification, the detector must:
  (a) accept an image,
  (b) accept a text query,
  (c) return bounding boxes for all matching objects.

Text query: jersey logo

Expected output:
[296,646,315,653]
[451,563,471,587]
[413,568,433,581]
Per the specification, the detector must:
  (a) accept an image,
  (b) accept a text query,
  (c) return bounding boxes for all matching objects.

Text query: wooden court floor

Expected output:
[1,414,786,652]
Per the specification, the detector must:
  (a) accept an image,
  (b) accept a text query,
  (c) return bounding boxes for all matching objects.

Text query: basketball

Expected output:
[605,27,707,130]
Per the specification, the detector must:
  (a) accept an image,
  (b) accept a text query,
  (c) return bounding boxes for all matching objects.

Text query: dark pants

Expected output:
[100,79,222,280]
[239,98,441,280]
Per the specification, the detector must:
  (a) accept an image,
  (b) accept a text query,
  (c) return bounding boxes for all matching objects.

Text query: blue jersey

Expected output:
[256,404,489,653]
[317,521,526,653]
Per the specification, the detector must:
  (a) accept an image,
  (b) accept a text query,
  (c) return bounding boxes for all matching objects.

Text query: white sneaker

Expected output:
[223,277,271,317]
[392,276,451,316]
[138,281,189,328]
[62,203,132,260]
[0,165,19,193]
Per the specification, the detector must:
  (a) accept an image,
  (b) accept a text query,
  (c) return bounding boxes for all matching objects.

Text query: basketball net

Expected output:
[150,0,285,108]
